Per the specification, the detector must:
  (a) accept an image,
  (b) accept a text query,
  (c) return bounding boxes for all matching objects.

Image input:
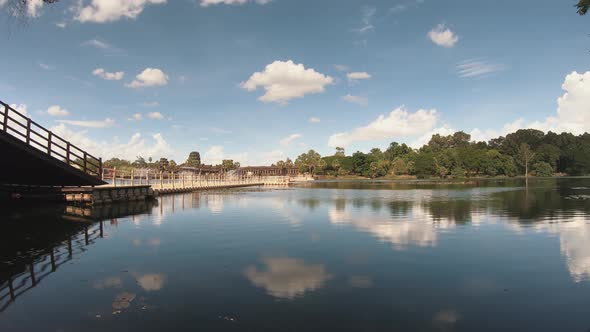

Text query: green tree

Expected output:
[532,162,553,177]
[295,150,323,174]
[335,147,345,157]
[391,158,408,175]
[577,0,590,15]
[222,159,239,170]
[414,152,436,178]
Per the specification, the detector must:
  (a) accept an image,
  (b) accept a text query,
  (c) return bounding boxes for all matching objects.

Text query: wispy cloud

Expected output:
[308,117,321,123]
[211,127,232,134]
[82,38,126,56]
[39,63,54,71]
[280,133,302,146]
[57,118,115,129]
[342,94,368,106]
[456,59,505,78]
[354,6,376,33]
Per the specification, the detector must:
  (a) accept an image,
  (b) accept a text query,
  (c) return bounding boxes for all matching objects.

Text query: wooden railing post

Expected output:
[26,118,31,144]
[47,131,53,155]
[160,171,163,189]
[3,105,8,132]
[113,167,117,187]
[83,152,88,174]
[99,158,103,179]
[172,172,175,189]
[66,142,71,165]
[131,169,135,186]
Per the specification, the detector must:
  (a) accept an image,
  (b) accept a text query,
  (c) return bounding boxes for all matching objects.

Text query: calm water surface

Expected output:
[1,178,590,331]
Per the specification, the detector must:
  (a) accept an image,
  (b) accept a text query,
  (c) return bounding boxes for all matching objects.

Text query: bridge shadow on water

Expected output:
[0,200,157,313]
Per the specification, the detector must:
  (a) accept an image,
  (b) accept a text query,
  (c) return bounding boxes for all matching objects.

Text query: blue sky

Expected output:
[1,0,589,165]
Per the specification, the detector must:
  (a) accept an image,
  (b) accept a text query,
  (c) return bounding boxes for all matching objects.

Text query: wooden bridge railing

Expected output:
[0,101,102,178]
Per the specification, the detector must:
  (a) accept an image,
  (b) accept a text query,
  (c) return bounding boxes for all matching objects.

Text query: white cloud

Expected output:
[83,38,111,49]
[75,0,167,23]
[346,71,371,83]
[55,21,67,28]
[57,118,115,128]
[203,145,249,165]
[241,60,334,104]
[47,105,69,117]
[39,63,54,70]
[428,24,459,48]
[457,59,504,78]
[334,64,349,72]
[308,117,321,123]
[200,0,272,6]
[51,123,174,160]
[147,112,164,119]
[280,133,302,146]
[211,127,232,134]
[129,113,143,121]
[354,6,376,33]
[126,68,169,88]
[92,68,124,81]
[9,104,28,116]
[328,107,438,147]
[142,101,160,107]
[470,71,590,142]
[342,94,368,106]
[410,125,456,148]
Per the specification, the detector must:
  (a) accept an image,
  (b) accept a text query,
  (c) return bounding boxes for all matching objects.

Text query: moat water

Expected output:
[1,178,590,331]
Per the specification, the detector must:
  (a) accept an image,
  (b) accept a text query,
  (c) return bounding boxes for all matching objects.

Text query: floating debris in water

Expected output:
[219,316,238,322]
[112,292,136,310]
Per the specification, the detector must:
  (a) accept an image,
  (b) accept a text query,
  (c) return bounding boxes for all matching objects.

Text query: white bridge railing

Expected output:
[101,168,290,189]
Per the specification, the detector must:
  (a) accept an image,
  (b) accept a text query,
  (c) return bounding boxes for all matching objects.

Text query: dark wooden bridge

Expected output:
[0,101,106,187]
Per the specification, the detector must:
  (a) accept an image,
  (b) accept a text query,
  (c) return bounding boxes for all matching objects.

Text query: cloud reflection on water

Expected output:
[244,257,332,299]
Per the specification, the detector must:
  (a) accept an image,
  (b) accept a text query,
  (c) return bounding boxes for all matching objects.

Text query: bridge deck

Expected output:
[0,101,105,187]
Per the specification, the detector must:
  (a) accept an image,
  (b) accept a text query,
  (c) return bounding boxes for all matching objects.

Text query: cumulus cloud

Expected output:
[75,0,167,23]
[241,60,334,104]
[347,71,371,83]
[342,94,368,106]
[280,133,302,146]
[57,118,115,128]
[92,68,124,81]
[147,112,164,119]
[129,113,143,121]
[308,117,321,123]
[51,123,174,160]
[410,125,456,148]
[328,107,438,147]
[47,105,69,117]
[457,59,504,78]
[200,0,272,6]
[126,68,169,88]
[470,71,590,142]
[203,145,250,165]
[428,24,459,48]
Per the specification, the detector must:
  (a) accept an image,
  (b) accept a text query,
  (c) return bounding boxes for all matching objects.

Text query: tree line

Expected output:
[289,129,590,179]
